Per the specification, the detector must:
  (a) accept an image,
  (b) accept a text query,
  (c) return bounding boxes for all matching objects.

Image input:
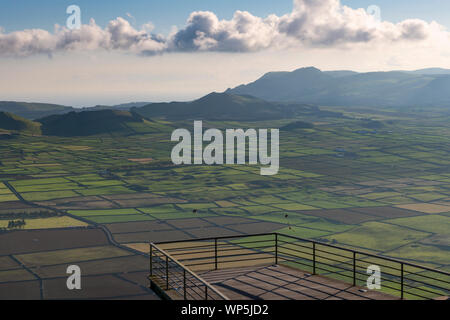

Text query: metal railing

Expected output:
[150,243,228,300]
[152,233,450,300]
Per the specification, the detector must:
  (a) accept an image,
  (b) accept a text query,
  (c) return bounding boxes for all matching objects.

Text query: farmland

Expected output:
[0,105,450,298]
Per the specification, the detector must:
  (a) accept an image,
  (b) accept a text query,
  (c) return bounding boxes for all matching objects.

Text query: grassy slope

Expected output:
[37,110,146,136]
[0,101,73,120]
[0,111,41,135]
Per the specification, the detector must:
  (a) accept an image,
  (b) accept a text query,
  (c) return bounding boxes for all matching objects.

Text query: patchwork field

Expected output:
[0,105,449,299]
[0,228,158,300]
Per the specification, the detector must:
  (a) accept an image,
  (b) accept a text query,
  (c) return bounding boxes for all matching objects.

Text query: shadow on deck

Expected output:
[200,265,396,300]
[149,233,450,300]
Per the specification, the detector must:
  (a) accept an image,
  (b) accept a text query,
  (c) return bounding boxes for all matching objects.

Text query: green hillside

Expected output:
[228,67,450,108]
[134,92,314,121]
[0,111,41,135]
[0,101,74,120]
[37,110,150,137]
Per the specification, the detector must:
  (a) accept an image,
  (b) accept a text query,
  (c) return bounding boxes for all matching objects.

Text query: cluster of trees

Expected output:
[7,219,26,229]
[0,210,57,220]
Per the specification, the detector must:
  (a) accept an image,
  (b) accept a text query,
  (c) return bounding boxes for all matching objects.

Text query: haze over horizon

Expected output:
[2,66,450,108]
[1,0,450,107]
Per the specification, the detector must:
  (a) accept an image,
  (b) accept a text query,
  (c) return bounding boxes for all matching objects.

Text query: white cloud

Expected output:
[0,0,449,57]
[0,18,166,57]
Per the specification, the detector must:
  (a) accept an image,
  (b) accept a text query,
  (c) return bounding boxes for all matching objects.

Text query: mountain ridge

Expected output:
[0,101,74,120]
[0,111,41,135]
[37,109,146,137]
[228,67,450,107]
[133,91,318,121]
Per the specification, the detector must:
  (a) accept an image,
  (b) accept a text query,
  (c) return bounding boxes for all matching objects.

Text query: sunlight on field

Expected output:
[0,216,88,230]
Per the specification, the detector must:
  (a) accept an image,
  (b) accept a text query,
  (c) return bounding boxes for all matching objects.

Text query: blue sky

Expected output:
[1,0,449,106]
[1,0,449,33]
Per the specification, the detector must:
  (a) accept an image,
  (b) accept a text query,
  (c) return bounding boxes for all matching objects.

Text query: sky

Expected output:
[1,0,450,107]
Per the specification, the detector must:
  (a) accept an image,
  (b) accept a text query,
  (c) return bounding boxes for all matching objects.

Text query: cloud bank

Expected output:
[1,0,448,57]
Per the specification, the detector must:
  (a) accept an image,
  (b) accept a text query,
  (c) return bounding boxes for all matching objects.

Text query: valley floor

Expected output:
[0,106,449,299]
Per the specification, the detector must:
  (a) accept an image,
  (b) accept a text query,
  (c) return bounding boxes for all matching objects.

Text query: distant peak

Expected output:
[197,91,232,102]
[204,91,225,97]
[292,66,322,73]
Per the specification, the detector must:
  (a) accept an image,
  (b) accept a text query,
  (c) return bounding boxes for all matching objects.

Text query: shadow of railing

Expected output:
[150,233,450,300]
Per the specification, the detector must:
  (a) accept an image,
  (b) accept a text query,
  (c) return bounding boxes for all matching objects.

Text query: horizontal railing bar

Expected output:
[277,239,313,251]
[152,233,450,301]
[282,247,354,267]
[278,246,357,270]
[185,288,204,300]
[402,289,432,300]
[177,248,275,261]
[278,234,450,276]
[277,244,312,257]
[355,260,404,273]
[170,243,274,257]
[402,279,450,295]
[155,233,276,245]
[159,251,448,298]
[404,271,450,285]
[159,232,450,277]
[164,238,275,252]
[279,252,355,278]
[279,254,445,298]
[184,254,276,268]
[150,243,228,300]
[279,253,406,290]
[279,241,404,272]
[277,254,314,268]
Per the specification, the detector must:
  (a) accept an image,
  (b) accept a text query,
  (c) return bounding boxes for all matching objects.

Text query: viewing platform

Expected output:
[149,233,450,300]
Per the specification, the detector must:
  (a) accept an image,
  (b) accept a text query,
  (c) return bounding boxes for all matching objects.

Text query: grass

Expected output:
[21,190,79,201]
[241,205,277,214]
[251,212,315,225]
[0,216,87,230]
[0,194,17,202]
[176,203,217,210]
[396,203,450,214]
[77,185,133,196]
[325,222,430,252]
[386,243,450,265]
[15,246,131,266]
[0,269,36,283]
[69,209,141,217]
[150,211,216,220]
[299,220,355,233]
[277,226,332,239]
[85,214,154,224]
[272,203,318,211]
[11,177,69,187]
[1,107,450,276]
[387,215,450,234]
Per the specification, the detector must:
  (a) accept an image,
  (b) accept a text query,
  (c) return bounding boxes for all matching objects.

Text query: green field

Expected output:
[0,104,449,274]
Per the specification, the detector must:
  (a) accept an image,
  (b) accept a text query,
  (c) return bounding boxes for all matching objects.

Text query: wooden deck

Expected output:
[199,265,398,300]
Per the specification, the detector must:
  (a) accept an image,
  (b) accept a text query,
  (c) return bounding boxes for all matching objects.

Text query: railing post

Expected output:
[313,242,316,275]
[400,263,404,300]
[214,238,218,270]
[183,269,186,300]
[150,244,153,277]
[353,252,356,286]
[275,233,278,265]
[166,255,169,290]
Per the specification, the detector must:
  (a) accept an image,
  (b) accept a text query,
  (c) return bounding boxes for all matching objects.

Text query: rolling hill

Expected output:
[133,92,315,121]
[0,101,151,119]
[0,101,74,120]
[227,67,450,108]
[37,110,148,137]
[81,102,151,112]
[0,112,41,135]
